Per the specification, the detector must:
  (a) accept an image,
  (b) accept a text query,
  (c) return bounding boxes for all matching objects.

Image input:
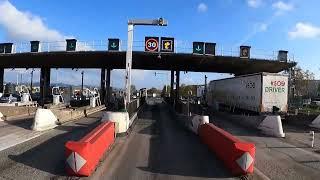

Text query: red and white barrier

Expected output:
[65,121,115,176]
[198,123,255,176]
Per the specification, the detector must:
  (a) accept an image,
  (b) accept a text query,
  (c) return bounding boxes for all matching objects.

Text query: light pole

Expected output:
[81,71,84,100]
[30,69,34,94]
[124,18,168,109]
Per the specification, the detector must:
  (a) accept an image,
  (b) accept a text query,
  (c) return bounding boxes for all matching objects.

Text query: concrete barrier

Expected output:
[101,111,129,134]
[53,105,106,124]
[31,106,105,131]
[0,106,37,118]
[31,109,58,131]
[199,123,255,176]
[310,115,320,129]
[65,121,115,176]
[216,112,285,138]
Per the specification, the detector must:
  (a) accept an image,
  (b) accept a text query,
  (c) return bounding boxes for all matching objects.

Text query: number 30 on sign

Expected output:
[145,37,159,52]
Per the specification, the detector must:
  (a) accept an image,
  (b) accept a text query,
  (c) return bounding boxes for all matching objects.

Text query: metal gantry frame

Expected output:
[124,18,168,109]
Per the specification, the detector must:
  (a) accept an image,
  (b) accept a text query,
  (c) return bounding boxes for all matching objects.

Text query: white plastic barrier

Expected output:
[258,115,285,138]
[310,115,320,129]
[90,97,96,108]
[101,111,129,134]
[53,95,60,105]
[31,109,58,131]
[21,93,30,103]
[216,112,285,138]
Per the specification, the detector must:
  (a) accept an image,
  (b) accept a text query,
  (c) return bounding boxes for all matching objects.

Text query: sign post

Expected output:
[240,46,251,59]
[108,38,120,51]
[145,37,159,52]
[193,42,205,54]
[205,42,216,56]
[30,41,40,52]
[66,39,77,51]
[160,37,174,52]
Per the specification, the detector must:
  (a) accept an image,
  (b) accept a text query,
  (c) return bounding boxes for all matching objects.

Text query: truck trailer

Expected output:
[206,72,288,113]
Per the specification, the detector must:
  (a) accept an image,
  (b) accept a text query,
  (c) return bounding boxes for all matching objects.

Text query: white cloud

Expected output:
[197,3,208,13]
[289,22,320,39]
[247,0,262,8]
[0,0,65,41]
[258,23,268,31]
[0,1,92,51]
[272,1,294,12]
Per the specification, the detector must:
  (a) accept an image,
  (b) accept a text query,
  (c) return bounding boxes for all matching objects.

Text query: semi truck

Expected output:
[206,72,288,113]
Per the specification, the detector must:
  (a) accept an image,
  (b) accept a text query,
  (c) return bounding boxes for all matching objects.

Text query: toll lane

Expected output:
[0,112,103,180]
[212,115,320,180]
[95,100,235,180]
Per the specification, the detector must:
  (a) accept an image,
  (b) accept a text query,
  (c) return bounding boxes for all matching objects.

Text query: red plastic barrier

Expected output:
[198,123,255,176]
[65,121,115,176]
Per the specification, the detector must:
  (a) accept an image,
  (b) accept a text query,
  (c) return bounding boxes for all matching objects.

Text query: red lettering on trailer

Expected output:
[271,81,285,87]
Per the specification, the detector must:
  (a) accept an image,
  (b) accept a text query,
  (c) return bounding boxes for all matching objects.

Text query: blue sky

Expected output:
[0,0,319,89]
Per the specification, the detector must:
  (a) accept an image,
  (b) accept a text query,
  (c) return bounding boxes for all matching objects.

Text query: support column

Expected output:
[175,70,180,108]
[0,68,4,93]
[106,69,111,107]
[170,70,174,103]
[40,67,51,106]
[100,68,106,105]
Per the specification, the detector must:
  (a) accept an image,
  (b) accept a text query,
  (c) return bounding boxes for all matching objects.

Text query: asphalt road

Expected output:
[94,99,236,180]
[0,111,103,180]
[212,114,320,180]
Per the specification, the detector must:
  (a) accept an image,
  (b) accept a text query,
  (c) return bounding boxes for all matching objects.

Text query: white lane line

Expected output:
[254,167,271,180]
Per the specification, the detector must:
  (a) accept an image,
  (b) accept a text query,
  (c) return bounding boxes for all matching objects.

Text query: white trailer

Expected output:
[207,72,288,113]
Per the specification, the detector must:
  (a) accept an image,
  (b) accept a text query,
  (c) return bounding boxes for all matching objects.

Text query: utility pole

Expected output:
[81,71,84,100]
[30,69,34,94]
[204,75,207,103]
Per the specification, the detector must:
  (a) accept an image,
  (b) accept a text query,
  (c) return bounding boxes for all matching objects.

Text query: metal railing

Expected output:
[3,40,295,62]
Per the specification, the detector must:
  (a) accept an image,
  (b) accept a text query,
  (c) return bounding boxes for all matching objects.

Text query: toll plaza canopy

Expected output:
[0,51,296,75]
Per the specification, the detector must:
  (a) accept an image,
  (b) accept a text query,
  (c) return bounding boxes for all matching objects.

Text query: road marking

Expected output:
[254,167,271,180]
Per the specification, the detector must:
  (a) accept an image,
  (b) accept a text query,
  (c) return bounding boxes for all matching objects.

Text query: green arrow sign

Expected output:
[30,41,40,52]
[193,42,204,54]
[108,39,120,51]
[66,39,77,51]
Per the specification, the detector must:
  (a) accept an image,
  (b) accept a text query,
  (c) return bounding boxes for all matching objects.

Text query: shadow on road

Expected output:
[7,118,101,177]
[137,102,233,178]
[3,118,33,130]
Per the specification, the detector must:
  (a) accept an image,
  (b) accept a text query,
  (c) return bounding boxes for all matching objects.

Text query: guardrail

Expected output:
[127,98,141,118]
[1,40,295,62]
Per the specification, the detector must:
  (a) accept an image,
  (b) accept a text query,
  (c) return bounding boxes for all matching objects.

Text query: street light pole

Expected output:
[30,69,34,95]
[124,18,168,109]
[125,24,134,108]
[81,71,84,100]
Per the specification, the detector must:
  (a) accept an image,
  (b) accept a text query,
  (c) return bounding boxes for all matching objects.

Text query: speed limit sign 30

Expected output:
[145,37,159,52]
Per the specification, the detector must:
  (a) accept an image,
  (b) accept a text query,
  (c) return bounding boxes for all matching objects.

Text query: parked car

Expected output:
[0,94,20,103]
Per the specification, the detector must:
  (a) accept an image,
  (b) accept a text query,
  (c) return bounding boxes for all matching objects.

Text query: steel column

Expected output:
[40,67,50,106]
[175,70,180,106]
[106,69,111,106]
[0,68,4,93]
[100,68,106,104]
[170,70,174,102]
